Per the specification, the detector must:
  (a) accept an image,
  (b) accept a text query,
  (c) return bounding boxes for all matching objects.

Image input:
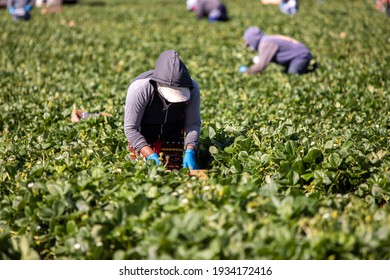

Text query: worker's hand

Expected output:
[25,4,32,12]
[9,6,15,14]
[239,65,248,73]
[183,149,198,170]
[146,153,160,166]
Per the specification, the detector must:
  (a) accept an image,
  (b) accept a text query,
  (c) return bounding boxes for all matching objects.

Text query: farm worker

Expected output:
[7,0,33,21]
[186,0,228,22]
[259,0,298,15]
[240,26,315,75]
[279,0,299,15]
[124,50,201,170]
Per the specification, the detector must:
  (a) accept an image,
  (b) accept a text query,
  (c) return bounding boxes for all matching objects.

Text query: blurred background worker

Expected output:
[260,0,298,15]
[7,0,33,21]
[240,26,316,75]
[124,50,201,170]
[279,0,299,15]
[186,0,228,22]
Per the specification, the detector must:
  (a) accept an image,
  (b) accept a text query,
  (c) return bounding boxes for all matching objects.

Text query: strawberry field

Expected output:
[0,0,389,260]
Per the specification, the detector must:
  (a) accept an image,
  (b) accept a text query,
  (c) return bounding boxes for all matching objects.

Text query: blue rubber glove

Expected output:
[239,65,248,73]
[9,6,15,14]
[183,149,198,170]
[146,153,160,166]
[25,4,32,12]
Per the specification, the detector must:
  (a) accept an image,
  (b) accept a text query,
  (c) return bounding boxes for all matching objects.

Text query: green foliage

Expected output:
[0,0,389,260]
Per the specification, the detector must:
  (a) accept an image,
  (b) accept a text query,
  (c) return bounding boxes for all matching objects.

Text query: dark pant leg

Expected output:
[208,5,228,21]
[287,55,311,74]
[23,13,31,21]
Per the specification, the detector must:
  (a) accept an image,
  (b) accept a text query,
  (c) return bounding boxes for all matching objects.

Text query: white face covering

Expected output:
[157,83,191,103]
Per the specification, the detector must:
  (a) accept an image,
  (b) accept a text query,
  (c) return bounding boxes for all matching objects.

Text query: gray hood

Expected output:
[150,50,193,89]
[243,26,265,51]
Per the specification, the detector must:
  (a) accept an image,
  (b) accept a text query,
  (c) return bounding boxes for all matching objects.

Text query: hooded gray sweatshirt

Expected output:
[243,26,312,74]
[124,50,201,152]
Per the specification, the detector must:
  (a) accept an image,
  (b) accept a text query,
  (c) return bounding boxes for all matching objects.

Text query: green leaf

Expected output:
[208,127,216,138]
[291,159,303,174]
[328,153,343,169]
[303,148,323,163]
[260,154,269,165]
[146,186,159,198]
[289,171,300,185]
[12,196,24,210]
[37,207,55,221]
[285,140,296,155]
[47,184,63,198]
[66,220,78,235]
[55,165,67,174]
[163,204,181,212]
[15,218,31,227]
[324,140,334,150]
[19,236,40,260]
[30,164,44,177]
[53,200,66,217]
[278,161,290,174]
[232,159,241,171]
[224,146,235,154]
[91,167,104,178]
[76,200,89,212]
[252,133,262,148]
[301,173,313,181]
[209,146,218,155]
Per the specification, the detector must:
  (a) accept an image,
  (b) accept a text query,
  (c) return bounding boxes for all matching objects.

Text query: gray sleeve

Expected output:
[123,79,152,152]
[247,41,278,74]
[184,79,201,148]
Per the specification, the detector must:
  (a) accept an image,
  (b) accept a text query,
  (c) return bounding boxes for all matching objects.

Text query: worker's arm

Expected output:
[246,41,278,74]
